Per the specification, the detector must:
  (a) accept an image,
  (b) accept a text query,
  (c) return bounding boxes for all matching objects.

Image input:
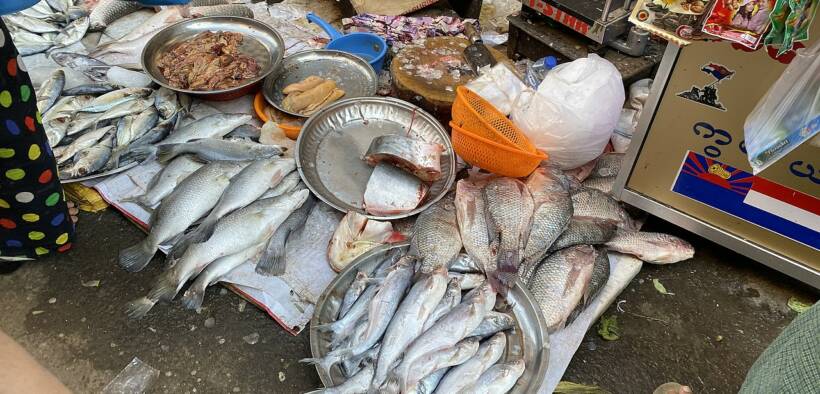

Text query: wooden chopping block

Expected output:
[391,36,509,123]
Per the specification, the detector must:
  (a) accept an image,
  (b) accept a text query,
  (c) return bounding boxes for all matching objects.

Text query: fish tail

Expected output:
[255,232,288,277]
[299,355,338,378]
[118,239,157,272]
[155,144,180,164]
[147,273,180,303]
[125,296,157,319]
[381,374,402,394]
[128,144,158,161]
[180,283,207,311]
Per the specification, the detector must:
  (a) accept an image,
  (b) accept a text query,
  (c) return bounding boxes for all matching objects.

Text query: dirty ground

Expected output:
[0,210,815,393]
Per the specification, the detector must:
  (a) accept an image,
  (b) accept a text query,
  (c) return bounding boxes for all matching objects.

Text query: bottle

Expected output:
[524,56,558,89]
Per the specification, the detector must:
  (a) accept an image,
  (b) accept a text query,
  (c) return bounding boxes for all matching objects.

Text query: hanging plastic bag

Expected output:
[465,63,526,116]
[744,40,820,174]
[511,54,624,169]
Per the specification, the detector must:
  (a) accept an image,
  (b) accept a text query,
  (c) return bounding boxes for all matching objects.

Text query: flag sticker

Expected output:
[677,62,735,111]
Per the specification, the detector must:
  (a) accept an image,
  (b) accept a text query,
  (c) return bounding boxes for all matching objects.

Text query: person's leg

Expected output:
[0,20,75,260]
[0,329,71,394]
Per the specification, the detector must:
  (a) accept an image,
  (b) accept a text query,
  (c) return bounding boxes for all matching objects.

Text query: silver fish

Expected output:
[189,4,254,18]
[51,52,110,82]
[415,368,449,394]
[226,124,261,141]
[260,169,301,199]
[548,217,618,253]
[89,0,144,31]
[60,134,114,178]
[11,30,54,55]
[19,1,63,22]
[571,187,636,230]
[126,155,204,208]
[422,278,462,332]
[91,27,158,67]
[256,194,317,276]
[119,7,184,42]
[45,0,70,14]
[118,161,247,273]
[65,112,103,136]
[411,192,462,273]
[566,246,610,325]
[318,282,381,346]
[126,114,178,150]
[115,106,158,150]
[528,245,596,332]
[590,153,624,178]
[468,311,514,339]
[154,87,179,119]
[458,359,525,394]
[97,98,154,123]
[519,166,573,283]
[305,363,375,394]
[338,272,373,319]
[67,6,89,22]
[341,344,379,378]
[605,231,694,264]
[402,338,480,393]
[156,139,285,164]
[364,134,444,182]
[371,267,448,389]
[582,175,616,195]
[36,69,65,114]
[455,179,493,274]
[435,332,506,394]
[53,16,89,48]
[180,243,264,311]
[62,83,117,96]
[3,14,60,33]
[127,190,310,318]
[448,253,484,274]
[393,282,496,391]
[450,272,485,290]
[81,87,152,113]
[57,125,113,165]
[170,159,297,260]
[483,177,534,290]
[363,162,428,216]
[160,113,252,145]
[44,96,94,146]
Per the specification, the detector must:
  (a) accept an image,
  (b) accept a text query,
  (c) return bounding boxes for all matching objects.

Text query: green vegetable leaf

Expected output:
[787,297,811,314]
[597,315,620,341]
[653,279,674,295]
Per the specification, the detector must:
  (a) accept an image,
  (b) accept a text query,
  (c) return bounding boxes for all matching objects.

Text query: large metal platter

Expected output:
[309,242,550,393]
[60,161,139,184]
[296,97,456,220]
[262,49,377,118]
[141,16,284,98]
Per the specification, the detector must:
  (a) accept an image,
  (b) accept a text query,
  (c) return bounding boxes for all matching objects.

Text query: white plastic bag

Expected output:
[744,41,820,174]
[465,63,526,116]
[511,54,624,169]
[628,78,652,112]
[611,108,638,153]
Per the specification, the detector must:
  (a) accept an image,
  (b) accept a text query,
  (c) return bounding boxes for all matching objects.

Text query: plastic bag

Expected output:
[101,357,159,394]
[612,108,638,153]
[744,40,819,174]
[628,78,652,112]
[511,54,625,169]
[465,63,526,116]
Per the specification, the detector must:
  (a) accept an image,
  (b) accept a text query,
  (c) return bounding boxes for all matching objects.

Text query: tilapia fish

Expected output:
[371,267,448,389]
[410,192,462,273]
[126,155,204,208]
[327,211,404,272]
[590,153,624,178]
[483,178,534,290]
[89,0,144,31]
[459,359,525,394]
[118,161,246,273]
[363,163,428,216]
[564,158,597,182]
[436,332,506,393]
[547,217,617,253]
[528,245,596,332]
[455,179,493,274]
[365,134,444,182]
[571,187,635,230]
[36,69,65,114]
[159,113,252,144]
[127,190,310,318]
[156,139,285,163]
[519,166,573,284]
[567,246,610,325]
[582,176,616,195]
[180,243,264,311]
[605,231,694,264]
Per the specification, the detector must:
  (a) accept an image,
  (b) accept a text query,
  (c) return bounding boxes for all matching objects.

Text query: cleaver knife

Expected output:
[463,22,496,73]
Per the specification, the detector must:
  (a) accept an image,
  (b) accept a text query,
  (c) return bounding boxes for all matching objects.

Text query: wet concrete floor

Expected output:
[0,209,816,393]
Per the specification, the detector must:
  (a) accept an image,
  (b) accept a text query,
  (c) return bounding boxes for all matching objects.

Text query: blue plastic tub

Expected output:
[0,0,38,16]
[306,13,387,74]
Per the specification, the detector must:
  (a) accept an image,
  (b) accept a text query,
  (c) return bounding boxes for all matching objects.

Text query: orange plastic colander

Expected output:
[253,91,302,140]
[449,86,547,177]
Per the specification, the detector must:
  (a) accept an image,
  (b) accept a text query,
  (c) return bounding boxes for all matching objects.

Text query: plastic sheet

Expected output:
[101,357,159,394]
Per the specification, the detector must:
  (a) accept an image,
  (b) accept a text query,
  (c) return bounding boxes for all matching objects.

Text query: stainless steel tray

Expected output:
[262,49,377,118]
[296,97,456,220]
[309,242,550,393]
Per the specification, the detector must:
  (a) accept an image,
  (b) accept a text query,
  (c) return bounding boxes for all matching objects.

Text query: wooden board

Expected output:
[391,36,508,122]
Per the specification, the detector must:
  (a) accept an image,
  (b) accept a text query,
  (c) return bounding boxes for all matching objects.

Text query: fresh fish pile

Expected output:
[4,1,90,56]
[327,211,406,272]
[304,249,526,394]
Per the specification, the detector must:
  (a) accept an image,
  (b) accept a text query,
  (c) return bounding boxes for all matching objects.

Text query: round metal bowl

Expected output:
[309,242,550,393]
[262,49,377,118]
[141,16,284,101]
[295,97,456,220]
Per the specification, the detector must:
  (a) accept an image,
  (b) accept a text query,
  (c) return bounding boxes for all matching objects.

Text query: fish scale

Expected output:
[571,187,636,229]
[483,178,533,289]
[605,231,695,264]
[547,217,618,253]
[566,246,610,325]
[89,0,144,31]
[455,179,494,274]
[527,244,596,332]
[435,332,507,394]
[411,192,462,274]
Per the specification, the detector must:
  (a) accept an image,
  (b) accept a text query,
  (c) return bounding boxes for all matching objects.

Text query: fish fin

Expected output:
[147,274,179,302]
[299,356,337,379]
[125,297,156,319]
[155,144,179,164]
[127,144,157,161]
[180,283,207,311]
[166,230,199,264]
[380,377,401,394]
[255,230,289,276]
[118,239,156,272]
